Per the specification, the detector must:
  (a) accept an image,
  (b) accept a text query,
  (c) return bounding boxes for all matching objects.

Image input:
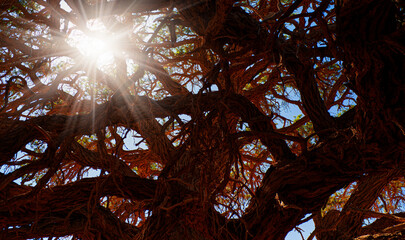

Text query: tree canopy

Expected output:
[0,0,404,239]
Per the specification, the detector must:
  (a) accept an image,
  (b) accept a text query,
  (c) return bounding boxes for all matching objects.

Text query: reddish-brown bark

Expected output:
[0,0,404,239]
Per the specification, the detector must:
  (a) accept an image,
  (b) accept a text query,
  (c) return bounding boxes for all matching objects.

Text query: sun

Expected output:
[76,33,116,65]
[67,20,118,67]
[79,35,110,57]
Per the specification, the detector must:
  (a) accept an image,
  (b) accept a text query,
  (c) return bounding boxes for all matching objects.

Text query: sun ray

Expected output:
[67,19,118,68]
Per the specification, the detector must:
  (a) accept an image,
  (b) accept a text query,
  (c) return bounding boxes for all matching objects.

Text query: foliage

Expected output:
[0,0,404,239]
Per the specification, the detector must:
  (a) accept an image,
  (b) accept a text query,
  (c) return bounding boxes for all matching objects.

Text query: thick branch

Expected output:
[0,175,156,228]
[282,53,335,137]
[70,141,139,178]
[1,205,138,240]
[318,169,400,240]
[1,92,294,163]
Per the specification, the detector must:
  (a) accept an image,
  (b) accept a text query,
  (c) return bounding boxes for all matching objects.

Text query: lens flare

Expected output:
[67,20,117,67]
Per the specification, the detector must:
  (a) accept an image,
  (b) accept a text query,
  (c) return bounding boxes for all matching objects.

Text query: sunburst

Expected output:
[67,20,118,68]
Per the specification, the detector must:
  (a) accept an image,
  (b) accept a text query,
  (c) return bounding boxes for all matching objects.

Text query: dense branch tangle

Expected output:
[0,0,404,240]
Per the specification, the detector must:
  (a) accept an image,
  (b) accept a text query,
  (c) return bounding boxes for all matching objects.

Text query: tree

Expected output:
[0,0,404,239]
